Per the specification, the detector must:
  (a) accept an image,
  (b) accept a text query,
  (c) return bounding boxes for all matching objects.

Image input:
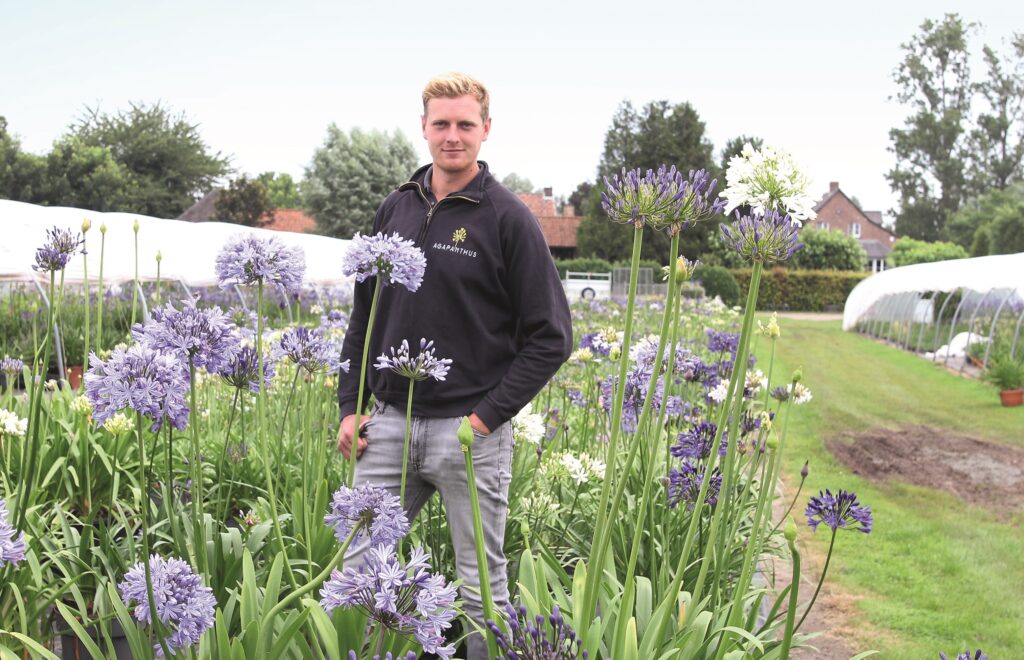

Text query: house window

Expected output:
[850,222,861,237]
[817,222,829,230]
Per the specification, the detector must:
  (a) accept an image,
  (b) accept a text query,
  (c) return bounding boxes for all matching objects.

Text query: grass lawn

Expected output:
[756,317,1023,658]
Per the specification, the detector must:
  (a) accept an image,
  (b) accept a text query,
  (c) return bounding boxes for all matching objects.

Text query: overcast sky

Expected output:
[3,1,1022,221]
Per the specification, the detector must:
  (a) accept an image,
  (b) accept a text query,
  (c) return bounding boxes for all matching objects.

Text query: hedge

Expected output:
[729,268,869,311]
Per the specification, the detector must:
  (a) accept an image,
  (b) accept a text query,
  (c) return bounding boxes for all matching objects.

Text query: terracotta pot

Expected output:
[999,389,1023,407]
[67,365,84,390]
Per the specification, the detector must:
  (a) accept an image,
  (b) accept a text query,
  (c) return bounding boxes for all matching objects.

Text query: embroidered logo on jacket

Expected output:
[433,226,477,258]
[452,227,467,244]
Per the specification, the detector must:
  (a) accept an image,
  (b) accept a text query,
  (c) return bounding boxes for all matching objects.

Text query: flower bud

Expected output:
[81,218,92,233]
[800,461,809,479]
[784,515,797,543]
[791,367,803,384]
[766,434,779,450]
[457,417,475,450]
[100,222,108,234]
[133,219,140,233]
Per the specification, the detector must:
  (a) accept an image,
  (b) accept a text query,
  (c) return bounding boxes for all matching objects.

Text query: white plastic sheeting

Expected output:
[0,200,352,286]
[842,252,1024,331]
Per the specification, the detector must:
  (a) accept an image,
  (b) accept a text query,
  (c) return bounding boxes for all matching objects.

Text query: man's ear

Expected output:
[482,116,492,142]
[421,114,428,139]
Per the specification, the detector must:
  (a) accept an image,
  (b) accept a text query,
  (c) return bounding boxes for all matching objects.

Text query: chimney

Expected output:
[829,181,839,193]
[543,186,553,199]
[563,204,575,217]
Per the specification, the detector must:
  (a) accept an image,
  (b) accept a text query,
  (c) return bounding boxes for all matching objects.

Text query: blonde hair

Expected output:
[422,72,490,122]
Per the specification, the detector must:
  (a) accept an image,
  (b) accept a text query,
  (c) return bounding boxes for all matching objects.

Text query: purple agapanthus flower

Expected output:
[602,165,689,230]
[667,460,722,511]
[567,388,585,407]
[119,555,215,656]
[215,233,306,295]
[133,298,241,374]
[488,602,586,660]
[320,544,456,658]
[939,651,987,660]
[342,232,427,292]
[84,343,190,431]
[667,168,727,235]
[770,385,790,402]
[324,484,409,548]
[0,356,24,376]
[320,308,348,331]
[0,499,27,568]
[347,653,416,660]
[33,226,84,272]
[805,489,873,534]
[277,326,346,375]
[706,329,739,355]
[720,209,804,264]
[671,419,728,460]
[375,338,452,382]
[217,345,276,392]
[578,332,612,358]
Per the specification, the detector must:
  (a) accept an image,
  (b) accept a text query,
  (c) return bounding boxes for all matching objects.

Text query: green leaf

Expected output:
[306,601,341,660]
[269,609,311,657]
[1,632,58,659]
[54,602,105,660]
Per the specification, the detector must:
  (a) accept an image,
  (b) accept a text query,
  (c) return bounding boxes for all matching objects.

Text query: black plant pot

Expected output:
[54,609,132,660]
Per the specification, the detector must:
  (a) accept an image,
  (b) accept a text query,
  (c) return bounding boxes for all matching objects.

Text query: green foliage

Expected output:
[888,237,968,267]
[214,175,275,227]
[500,172,535,193]
[38,136,134,211]
[966,35,1024,194]
[787,227,867,271]
[732,268,868,311]
[554,257,614,278]
[257,172,301,208]
[302,125,417,239]
[984,355,1024,390]
[0,116,48,202]
[694,265,740,306]
[71,102,230,217]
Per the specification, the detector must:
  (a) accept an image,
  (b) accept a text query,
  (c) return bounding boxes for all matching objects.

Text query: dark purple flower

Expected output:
[667,168,727,235]
[215,233,306,295]
[602,165,688,230]
[720,209,804,264]
[320,545,456,658]
[0,356,24,376]
[805,489,873,534]
[770,385,790,402]
[119,555,215,656]
[567,388,585,407]
[324,484,409,548]
[33,226,83,272]
[939,652,987,660]
[488,602,586,660]
[578,332,612,358]
[133,298,241,374]
[671,420,728,460]
[0,499,27,568]
[375,338,452,382]
[706,329,739,355]
[278,326,346,375]
[320,308,348,331]
[342,232,426,292]
[85,344,190,431]
[218,345,276,392]
[667,460,722,511]
[347,653,416,660]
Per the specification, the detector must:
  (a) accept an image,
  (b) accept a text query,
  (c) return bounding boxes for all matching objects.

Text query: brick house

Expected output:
[812,182,897,272]
[517,188,581,259]
[179,190,317,233]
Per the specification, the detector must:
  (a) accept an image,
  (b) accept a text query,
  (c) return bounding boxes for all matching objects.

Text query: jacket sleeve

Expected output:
[337,204,386,419]
[471,201,574,431]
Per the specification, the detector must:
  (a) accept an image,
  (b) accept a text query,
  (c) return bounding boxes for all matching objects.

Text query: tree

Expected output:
[500,172,535,194]
[0,116,47,203]
[787,228,867,271]
[947,182,1024,255]
[887,14,975,241]
[888,237,969,266]
[214,175,275,227]
[40,136,134,211]
[577,99,718,263]
[567,181,593,216]
[302,125,418,238]
[71,102,230,218]
[257,171,301,208]
[966,34,1024,195]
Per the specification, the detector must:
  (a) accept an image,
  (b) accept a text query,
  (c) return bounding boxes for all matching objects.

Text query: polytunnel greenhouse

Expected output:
[843,252,1024,371]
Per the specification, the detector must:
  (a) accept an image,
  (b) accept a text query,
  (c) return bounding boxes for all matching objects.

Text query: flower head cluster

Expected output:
[939,651,987,660]
[0,356,24,376]
[319,308,349,332]
[669,168,727,234]
[70,395,92,416]
[347,653,416,660]
[0,409,28,439]
[720,143,818,222]
[324,483,409,547]
[133,299,241,373]
[787,382,813,405]
[671,420,727,461]
[102,412,135,435]
[342,232,427,292]
[215,233,306,295]
[84,343,190,431]
[758,312,781,338]
[555,451,606,485]
[488,602,586,660]
[706,329,739,355]
[218,345,277,392]
[720,209,804,265]
[745,369,767,397]
[278,326,346,375]
[0,499,27,568]
[118,555,215,656]
[602,165,688,230]
[512,402,546,446]
[33,226,84,272]
[578,327,622,360]
[663,255,702,283]
[375,338,452,382]
[805,489,873,534]
[667,460,722,511]
[707,380,730,405]
[320,545,456,658]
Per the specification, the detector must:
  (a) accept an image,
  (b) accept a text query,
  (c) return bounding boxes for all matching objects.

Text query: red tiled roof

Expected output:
[517,192,557,217]
[261,209,317,233]
[537,215,582,248]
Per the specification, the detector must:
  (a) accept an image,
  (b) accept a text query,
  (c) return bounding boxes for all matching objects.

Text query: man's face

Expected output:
[421,95,491,177]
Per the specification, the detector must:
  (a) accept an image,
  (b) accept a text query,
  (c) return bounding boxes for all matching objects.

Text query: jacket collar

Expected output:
[406,161,489,202]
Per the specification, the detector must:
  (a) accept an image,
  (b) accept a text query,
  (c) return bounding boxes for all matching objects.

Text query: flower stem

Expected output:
[398,378,415,559]
[462,440,497,660]
[780,531,801,659]
[137,411,173,659]
[96,229,105,353]
[82,232,90,383]
[794,530,837,633]
[189,360,207,575]
[347,278,382,485]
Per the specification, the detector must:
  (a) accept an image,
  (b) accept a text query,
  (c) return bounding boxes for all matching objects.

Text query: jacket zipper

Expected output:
[402,181,479,246]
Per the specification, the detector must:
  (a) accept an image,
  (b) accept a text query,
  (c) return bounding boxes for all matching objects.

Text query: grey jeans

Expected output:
[346,401,513,659]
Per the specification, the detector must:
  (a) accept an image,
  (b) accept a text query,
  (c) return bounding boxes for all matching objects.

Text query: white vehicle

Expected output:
[563,271,611,300]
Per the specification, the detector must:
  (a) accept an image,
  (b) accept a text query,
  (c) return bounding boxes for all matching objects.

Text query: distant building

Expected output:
[517,187,582,259]
[812,182,897,272]
[179,191,317,233]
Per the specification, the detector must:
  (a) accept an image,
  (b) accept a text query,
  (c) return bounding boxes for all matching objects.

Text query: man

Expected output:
[336,72,573,658]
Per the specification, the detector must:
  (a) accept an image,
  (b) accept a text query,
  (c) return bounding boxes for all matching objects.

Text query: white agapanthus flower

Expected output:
[628,334,661,363]
[720,143,818,224]
[512,403,545,445]
[745,369,767,395]
[102,412,135,435]
[521,492,560,518]
[787,382,813,405]
[560,453,589,484]
[70,395,93,416]
[708,380,730,404]
[0,409,28,438]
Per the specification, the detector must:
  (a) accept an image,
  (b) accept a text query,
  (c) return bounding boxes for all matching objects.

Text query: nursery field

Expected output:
[762,317,1024,657]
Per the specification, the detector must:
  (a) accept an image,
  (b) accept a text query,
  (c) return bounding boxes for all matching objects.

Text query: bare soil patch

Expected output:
[828,425,1024,510]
